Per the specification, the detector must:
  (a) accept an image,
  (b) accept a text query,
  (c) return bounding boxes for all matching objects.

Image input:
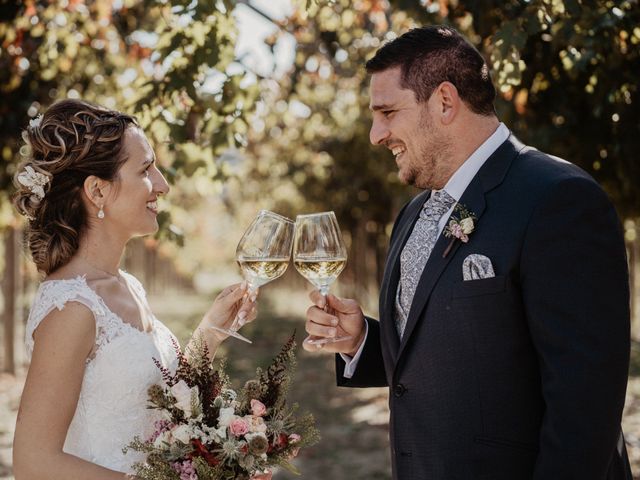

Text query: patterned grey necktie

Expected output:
[395,190,456,337]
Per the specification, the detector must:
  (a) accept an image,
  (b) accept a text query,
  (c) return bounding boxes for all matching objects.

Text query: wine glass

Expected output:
[293,211,351,345]
[210,210,294,343]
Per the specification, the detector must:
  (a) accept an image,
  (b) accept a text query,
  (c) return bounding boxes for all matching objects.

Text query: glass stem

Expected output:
[319,288,332,322]
[229,282,257,332]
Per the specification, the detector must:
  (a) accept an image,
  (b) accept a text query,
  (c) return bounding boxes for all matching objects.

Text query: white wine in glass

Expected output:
[294,211,352,345]
[237,258,290,288]
[293,258,347,295]
[211,210,294,343]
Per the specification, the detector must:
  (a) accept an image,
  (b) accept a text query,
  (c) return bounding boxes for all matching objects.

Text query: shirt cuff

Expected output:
[339,320,369,379]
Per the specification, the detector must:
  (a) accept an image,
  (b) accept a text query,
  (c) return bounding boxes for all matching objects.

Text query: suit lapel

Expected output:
[394,135,525,365]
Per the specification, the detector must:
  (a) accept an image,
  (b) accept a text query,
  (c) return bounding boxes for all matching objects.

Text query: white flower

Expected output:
[171,424,192,444]
[244,415,267,433]
[153,430,171,449]
[29,114,43,129]
[221,388,237,403]
[191,425,209,443]
[17,166,49,201]
[203,424,227,442]
[159,408,173,422]
[218,406,237,427]
[214,425,227,440]
[460,217,475,235]
[186,418,207,441]
[170,380,198,418]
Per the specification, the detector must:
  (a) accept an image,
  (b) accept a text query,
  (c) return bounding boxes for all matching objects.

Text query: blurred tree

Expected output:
[0,0,263,372]
[239,0,639,302]
[0,0,260,231]
[396,0,640,217]
[1,0,637,291]
[240,1,419,303]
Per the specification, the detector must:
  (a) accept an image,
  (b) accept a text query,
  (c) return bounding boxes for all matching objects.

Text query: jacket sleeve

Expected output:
[520,175,630,479]
[336,317,388,388]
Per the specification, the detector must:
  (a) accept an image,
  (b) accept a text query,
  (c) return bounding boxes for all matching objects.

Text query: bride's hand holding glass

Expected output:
[189,282,258,354]
[210,210,294,343]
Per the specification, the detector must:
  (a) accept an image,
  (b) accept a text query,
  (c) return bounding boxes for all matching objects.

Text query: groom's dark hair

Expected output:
[366,25,497,116]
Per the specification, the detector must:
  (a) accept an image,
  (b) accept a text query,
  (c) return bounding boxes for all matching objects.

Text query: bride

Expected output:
[12,99,257,479]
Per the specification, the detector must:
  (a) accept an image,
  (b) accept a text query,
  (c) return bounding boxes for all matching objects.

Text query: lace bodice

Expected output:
[25,271,179,473]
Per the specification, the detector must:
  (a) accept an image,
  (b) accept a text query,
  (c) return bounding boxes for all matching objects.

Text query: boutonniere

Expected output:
[442,203,476,258]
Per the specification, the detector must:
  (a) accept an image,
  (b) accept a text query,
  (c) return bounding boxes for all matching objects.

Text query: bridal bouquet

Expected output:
[124,333,319,480]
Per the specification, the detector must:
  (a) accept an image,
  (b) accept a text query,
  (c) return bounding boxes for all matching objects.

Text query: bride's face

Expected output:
[103,127,169,238]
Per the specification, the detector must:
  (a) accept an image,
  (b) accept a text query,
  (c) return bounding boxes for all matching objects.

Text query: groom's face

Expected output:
[369,67,452,189]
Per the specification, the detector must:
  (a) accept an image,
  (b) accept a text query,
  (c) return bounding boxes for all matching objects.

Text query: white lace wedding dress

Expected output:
[25,271,179,473]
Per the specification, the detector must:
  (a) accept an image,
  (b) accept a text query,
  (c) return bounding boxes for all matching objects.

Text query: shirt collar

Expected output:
[435,122,510,202]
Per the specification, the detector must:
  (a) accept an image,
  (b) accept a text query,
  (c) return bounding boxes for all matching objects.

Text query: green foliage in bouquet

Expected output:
[124,332,319,479]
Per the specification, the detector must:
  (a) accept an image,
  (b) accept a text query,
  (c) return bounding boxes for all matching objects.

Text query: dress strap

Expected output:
[119,270,148,300]
[25,276,105,360]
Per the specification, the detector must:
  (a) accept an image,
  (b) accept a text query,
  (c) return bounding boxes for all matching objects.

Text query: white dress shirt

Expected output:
[341,123,510,378]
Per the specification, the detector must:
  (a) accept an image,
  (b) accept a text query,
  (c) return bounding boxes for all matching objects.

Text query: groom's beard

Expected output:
[409,113,454,190]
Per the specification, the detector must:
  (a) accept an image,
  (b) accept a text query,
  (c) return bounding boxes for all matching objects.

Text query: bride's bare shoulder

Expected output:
[42,261,88,282]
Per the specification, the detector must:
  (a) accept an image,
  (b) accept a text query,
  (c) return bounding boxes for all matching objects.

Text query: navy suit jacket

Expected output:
[337,136,632,480]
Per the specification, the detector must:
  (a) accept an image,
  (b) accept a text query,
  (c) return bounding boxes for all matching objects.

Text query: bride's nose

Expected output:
[153,168,170,195]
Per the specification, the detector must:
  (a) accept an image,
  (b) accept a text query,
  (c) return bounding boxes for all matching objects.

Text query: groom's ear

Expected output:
[83,175,112,208]
[435,81,460,126]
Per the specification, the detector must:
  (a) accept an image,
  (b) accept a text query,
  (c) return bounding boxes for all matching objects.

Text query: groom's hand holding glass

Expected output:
[303,290,367,356]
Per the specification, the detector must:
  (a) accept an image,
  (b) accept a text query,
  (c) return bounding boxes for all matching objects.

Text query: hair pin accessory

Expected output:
[17,165,50,203]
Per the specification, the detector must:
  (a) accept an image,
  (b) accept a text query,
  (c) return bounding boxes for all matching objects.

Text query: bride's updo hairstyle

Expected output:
[13,99,138,275]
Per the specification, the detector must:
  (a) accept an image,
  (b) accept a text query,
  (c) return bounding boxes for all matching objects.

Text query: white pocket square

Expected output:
[462,254,495,281]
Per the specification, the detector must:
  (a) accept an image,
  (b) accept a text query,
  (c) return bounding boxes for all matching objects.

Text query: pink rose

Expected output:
[288,433,301,444]
[229,418,249,437]
[250,399,267,417]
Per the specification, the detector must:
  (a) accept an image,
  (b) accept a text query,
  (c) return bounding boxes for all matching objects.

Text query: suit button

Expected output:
[394,383,407,397]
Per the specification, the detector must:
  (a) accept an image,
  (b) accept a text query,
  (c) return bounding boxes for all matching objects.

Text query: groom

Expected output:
[304,26,632,479]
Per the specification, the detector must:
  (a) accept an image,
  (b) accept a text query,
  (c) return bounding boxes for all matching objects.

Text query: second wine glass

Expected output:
[211,210,294,343]
[293,211,352,345]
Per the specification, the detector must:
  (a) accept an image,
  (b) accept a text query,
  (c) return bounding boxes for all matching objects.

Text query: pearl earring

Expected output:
[97,206,105,219]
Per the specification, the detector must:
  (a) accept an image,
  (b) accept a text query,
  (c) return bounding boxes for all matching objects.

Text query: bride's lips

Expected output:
[146,200,158,214]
